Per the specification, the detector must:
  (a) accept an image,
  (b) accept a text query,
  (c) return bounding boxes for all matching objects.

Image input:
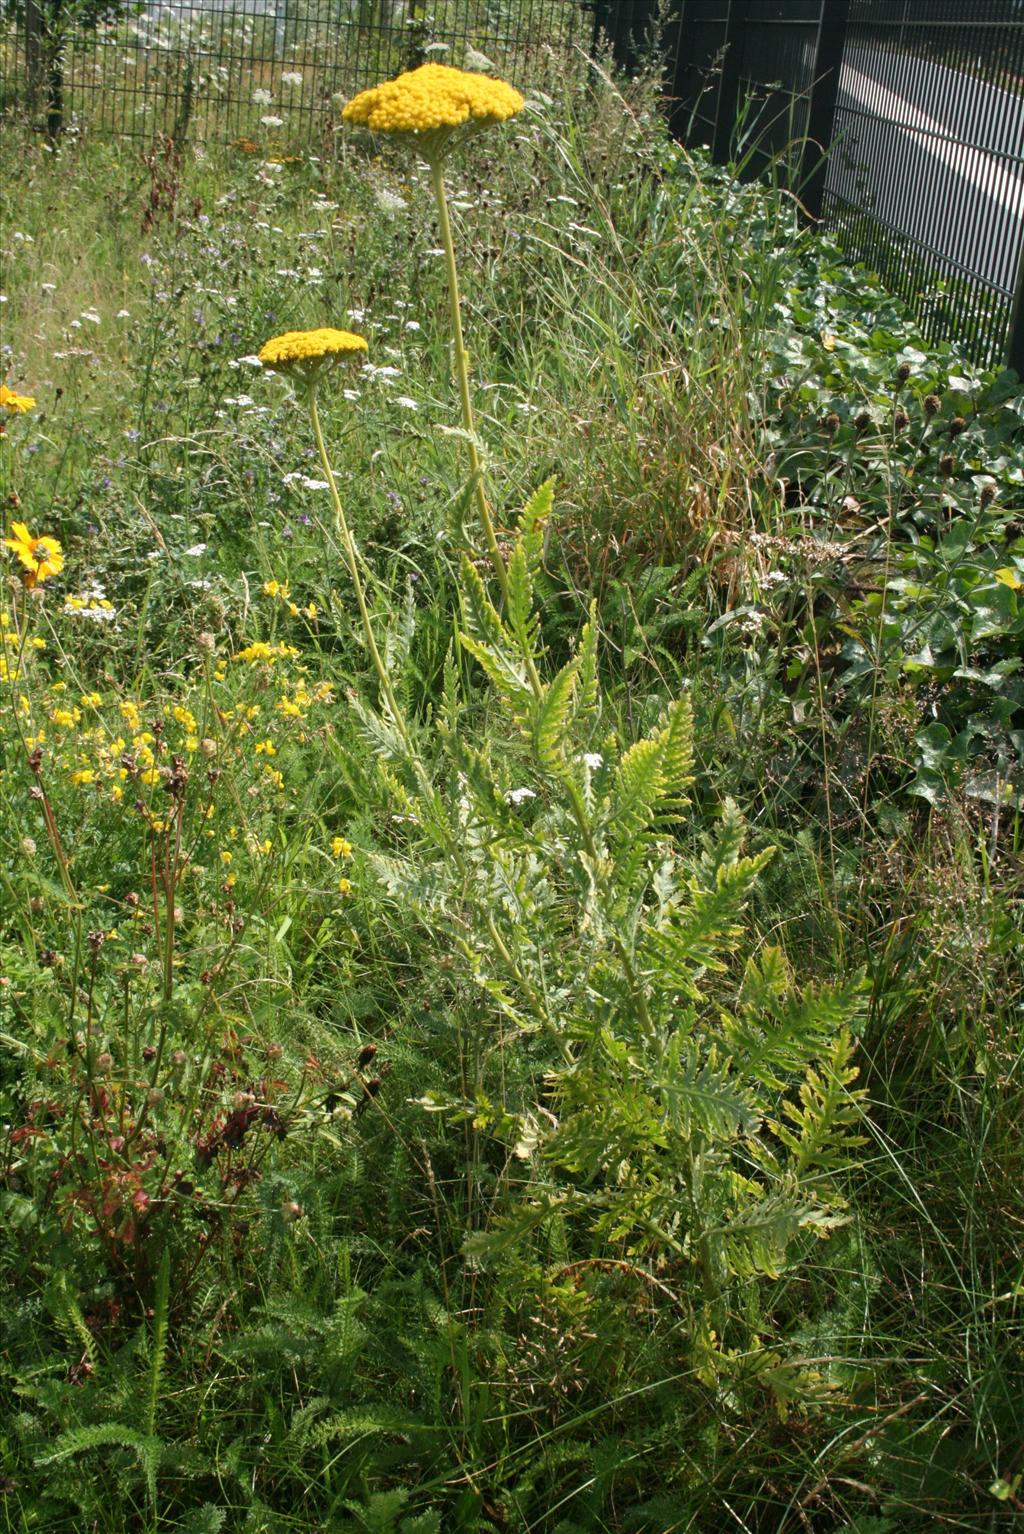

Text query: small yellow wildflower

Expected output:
[70,769,95,785]
[52,708,81,728]
[0,384,36,414]
[337,877,352,896]
[141,768,162,786]
[331,837,352,859]
[263,579,289,599]
[235,641,300,664]
[220,850,233,865]
[258,328,367,387]
[236,641,274,663]
[4,522,64,587]
[342,63,523,160]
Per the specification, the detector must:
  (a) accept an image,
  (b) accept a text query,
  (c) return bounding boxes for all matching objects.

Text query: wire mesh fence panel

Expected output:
[724,0,821,175]
[824,0,1024,368]
[658,0,1024,369]
[2,0,587,143]
[5,0,1023,367]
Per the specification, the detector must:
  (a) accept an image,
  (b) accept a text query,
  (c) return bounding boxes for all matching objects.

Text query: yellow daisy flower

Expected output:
[0,384,36,414]
[4,522,64,587]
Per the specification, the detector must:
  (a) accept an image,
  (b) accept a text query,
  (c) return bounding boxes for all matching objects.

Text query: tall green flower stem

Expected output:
[307,385,412,750]
[427,158,655,1036]
[308,383,476,882]
[429,156,541,696]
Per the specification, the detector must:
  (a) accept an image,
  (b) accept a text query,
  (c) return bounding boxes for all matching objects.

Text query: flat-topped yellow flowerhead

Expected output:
[5,521,63,587]
[1,384,36,414]
[259,328,368,389]
[342,63,523,159]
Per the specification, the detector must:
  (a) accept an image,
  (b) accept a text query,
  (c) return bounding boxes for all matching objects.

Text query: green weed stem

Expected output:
[308,386,412,748]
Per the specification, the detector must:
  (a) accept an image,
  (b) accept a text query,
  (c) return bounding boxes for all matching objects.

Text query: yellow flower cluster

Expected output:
[263,578,317,621]
[259,328,367,385]
[1,384,36,414]
[342,63,523,139]
[234,641,301,664]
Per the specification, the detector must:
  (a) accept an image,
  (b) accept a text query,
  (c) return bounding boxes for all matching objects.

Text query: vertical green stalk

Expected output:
[308,387,412,750]
[429,155,512,612]
[429,155,546,704]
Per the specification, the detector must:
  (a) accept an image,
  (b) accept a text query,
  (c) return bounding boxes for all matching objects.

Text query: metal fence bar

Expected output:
[710,0,742,164]
[801,0,849,220]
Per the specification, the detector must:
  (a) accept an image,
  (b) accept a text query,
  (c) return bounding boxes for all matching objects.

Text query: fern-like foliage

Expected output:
[350,483,867,1394]
[36,1422,163,1508]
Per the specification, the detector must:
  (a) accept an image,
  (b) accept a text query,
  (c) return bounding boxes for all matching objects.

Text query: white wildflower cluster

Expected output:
[64,582,117,622]
[506,786,536,806]
[374,186,409,214]
[282,473,330,491]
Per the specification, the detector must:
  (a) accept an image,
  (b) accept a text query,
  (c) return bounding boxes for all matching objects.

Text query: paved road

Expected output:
[826,41,1024,296]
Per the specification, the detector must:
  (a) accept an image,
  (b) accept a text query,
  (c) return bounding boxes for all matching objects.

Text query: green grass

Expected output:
[1,52,1022,1534]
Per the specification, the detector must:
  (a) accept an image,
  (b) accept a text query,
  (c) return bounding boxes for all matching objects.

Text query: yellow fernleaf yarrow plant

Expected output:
[344,64,525,615]
[342,62,523,159]
[254,61,867,1404]
[257,325,411,745]
[258,326,368,381]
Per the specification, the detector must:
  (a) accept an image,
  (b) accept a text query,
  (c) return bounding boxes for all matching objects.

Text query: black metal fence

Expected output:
[1,0,585,144]
[4,1,1023,370]
[596,0,1024,373]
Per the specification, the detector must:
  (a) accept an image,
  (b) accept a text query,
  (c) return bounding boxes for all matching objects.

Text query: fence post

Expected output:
[1008,239,1024,377]
[663,0,692,141]
[710,1,744,165]
[800,0,850,221]
[24,0,44,116]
